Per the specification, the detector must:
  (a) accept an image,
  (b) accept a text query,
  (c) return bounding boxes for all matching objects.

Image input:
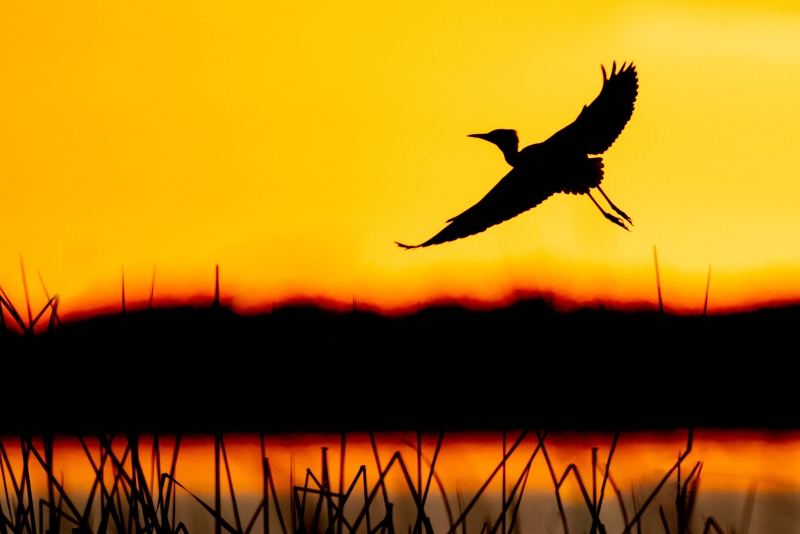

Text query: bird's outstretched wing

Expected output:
[544,61,638,155]
[396,167,558,249]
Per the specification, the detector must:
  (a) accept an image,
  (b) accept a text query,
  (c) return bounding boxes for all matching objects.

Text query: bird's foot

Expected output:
[609,204,633,226]
[604,213,630,231]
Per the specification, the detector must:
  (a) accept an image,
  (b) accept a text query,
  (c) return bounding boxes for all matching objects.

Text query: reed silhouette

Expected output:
[0,429,753,534]
[396,62,637,249]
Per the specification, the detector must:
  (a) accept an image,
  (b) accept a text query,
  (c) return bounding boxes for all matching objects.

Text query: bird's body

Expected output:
[396,62,638,249]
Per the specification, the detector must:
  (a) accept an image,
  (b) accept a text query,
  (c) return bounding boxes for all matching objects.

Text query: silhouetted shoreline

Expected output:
[2,298,797,434]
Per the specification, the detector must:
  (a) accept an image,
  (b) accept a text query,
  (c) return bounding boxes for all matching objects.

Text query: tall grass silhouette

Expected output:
[0,429,753,534]
[0,256,60,335]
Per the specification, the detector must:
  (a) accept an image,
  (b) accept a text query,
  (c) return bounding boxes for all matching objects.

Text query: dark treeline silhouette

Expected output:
[2,297,798,435]
[397,61,637,249]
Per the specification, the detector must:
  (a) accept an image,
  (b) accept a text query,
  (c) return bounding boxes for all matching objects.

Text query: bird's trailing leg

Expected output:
[587,192,629,231]
[597,186,633,225]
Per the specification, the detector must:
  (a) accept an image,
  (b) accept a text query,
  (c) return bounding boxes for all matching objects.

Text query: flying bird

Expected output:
[396,61,638,249]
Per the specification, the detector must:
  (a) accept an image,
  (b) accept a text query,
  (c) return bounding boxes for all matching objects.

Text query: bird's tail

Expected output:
[588,157,604,187]
[561,157,605,195]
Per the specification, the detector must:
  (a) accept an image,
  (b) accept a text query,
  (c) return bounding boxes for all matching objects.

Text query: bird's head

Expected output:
[468,129,519,165]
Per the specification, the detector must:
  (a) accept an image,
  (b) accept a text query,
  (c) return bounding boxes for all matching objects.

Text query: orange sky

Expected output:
[3,0,800,320]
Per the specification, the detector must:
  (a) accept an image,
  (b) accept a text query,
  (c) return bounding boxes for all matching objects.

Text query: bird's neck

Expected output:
[499,144,520,167]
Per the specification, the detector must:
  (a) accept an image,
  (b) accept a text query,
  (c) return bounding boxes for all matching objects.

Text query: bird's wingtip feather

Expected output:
[395,241,418,250]
[602,60,637,75]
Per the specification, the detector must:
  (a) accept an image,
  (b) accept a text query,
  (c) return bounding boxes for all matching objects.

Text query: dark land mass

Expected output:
[1,298,795,435]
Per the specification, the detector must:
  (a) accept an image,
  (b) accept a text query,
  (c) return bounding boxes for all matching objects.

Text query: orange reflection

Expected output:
[3,430,799,500]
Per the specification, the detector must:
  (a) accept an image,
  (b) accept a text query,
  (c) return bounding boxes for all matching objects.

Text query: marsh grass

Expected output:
[0,430,749,534]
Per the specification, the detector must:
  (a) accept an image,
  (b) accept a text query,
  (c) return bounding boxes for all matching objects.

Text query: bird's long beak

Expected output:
[468,133,491,141]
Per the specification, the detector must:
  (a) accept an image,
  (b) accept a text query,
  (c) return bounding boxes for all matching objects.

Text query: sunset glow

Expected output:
[3,0,800,319]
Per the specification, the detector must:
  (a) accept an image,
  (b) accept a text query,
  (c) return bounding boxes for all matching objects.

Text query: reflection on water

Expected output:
[0,429,798,534]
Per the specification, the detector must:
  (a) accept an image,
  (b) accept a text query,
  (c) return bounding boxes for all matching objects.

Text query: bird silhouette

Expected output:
[396,61,638,249]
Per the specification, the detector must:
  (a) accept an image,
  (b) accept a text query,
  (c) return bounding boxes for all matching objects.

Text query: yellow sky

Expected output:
[2,0,800,319]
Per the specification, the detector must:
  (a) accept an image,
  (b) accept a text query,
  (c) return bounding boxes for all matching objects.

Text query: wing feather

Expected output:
[545,62,638,155]
[396,167,557,248]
